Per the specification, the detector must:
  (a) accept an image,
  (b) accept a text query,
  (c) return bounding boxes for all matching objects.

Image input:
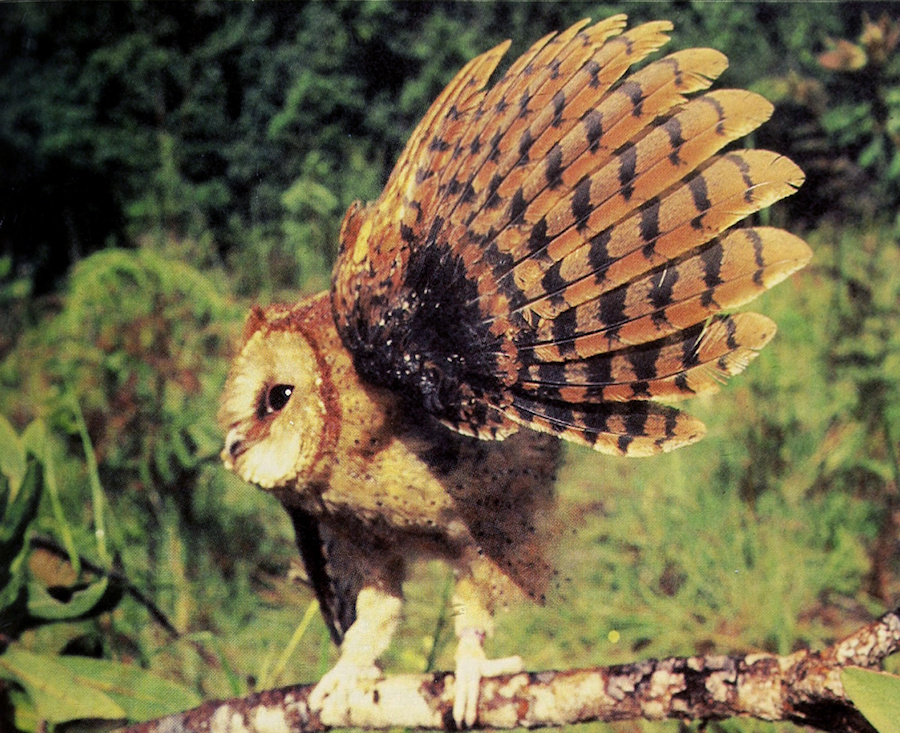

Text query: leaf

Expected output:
[69,392,112,569]
[26,576,111,621]
[25,422,81,573]
[0,415,26,498]
[19,420,47,462]
[282,177,339,216]
[170,427,195,468]
[8,686,39,733]
[859,136,886,170]
[0,461,42,569]
[54,654,202,720]
[820,103,872,140]
[153,441,175,483]
[842,666,900,733]
[0,647,125,723]
[0,575,27,625]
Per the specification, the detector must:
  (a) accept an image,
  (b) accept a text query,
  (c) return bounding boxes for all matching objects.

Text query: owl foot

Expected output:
[452,628,523,728]
[308,659,384,725]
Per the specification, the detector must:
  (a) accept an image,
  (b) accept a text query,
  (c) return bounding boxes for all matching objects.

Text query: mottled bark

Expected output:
[121,607,899,733]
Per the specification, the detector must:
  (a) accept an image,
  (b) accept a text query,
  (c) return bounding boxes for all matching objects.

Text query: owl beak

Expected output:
[222,427,245,468]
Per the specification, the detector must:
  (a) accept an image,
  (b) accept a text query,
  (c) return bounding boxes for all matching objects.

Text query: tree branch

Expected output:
[122,607,900,733]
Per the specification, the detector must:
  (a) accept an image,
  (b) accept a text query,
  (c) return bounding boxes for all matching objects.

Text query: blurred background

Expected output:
[1,1,899,730]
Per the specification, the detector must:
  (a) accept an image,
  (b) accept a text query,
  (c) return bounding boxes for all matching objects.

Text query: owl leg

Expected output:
[451,575,523,727]
[309,585,402,724]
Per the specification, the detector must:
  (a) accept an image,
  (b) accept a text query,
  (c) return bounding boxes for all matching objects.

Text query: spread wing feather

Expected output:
[445,20,673,236]
[475,46,730,256]
[518,312,777,402]
[332,17,811,455]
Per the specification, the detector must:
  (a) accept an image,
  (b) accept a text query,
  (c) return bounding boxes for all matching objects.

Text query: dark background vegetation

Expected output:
[1,1,899,730]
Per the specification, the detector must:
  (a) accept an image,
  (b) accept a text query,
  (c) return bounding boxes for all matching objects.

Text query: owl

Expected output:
[219,16,811,727]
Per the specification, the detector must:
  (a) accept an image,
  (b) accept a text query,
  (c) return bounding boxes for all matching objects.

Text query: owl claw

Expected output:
[452,629,523,727]
[308,660,383,725]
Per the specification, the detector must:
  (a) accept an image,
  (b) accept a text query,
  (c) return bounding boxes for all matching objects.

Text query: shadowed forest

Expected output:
[1,2,899,730]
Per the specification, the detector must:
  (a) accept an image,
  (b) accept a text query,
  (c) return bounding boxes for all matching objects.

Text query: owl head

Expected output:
[219,303,329,490]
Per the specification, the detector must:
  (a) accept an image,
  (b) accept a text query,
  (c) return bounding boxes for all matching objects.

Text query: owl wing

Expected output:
[331,16,811,456]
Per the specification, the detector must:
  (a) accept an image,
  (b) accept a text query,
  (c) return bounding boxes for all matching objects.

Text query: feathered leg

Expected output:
[451,574,523,727]
[309,585,403,724]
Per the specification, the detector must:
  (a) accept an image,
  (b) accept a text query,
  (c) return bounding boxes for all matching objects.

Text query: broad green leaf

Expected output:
[26,576,111,621]
[55,655,202,720]
[842,667,900,733]
[0,463,34,623]
[170,427,195,468]
[0,647,125,723]
[859,136,886,170]
[153,443,175,483]
[0,461,42,566]
[0,574,26,619]
[187,421,221,459]
[19,420,47,461]
[0,415,26,498]
[23,421,81,573]
[8,686,39,733]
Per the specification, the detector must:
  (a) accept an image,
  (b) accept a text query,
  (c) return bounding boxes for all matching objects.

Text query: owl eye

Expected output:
[266,384,294,413]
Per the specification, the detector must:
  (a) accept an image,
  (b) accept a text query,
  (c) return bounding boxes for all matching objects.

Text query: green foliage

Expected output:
[0,0,865,293]
[0,248,305,726]
[814,14,900,226]
[0,430,42,643]
[0,416,117,644]
[0,416,200,729]
[547,448,875,660]
[0,257,32,360]
[842,667,900,733]
[822,226,900,490]
[0,647,200,728]
[46,248,232,482]
[0,247,242,609]
[2,4,900,731]
[2,647,124,726]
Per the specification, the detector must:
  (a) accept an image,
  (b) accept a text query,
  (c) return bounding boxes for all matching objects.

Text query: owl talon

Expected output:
[453,629,523,727]
[309,660,383,725]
